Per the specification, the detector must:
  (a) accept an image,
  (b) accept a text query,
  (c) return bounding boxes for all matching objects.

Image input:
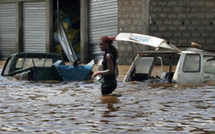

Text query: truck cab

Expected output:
[116,33,215,84]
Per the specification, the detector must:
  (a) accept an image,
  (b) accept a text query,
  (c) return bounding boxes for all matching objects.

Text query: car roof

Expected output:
[11,52,63,58]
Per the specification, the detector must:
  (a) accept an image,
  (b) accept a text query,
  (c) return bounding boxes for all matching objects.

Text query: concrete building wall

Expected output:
[118,0,149,65]
[117,0,215,65]
[149,0,215,50]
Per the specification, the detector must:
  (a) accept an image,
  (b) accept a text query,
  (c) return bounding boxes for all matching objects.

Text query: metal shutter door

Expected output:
[89,0,118,60]
[0,3,16,59]
[22,1,46,52]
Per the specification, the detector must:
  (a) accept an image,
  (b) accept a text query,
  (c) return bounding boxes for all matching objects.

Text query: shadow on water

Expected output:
[0,65,215,133]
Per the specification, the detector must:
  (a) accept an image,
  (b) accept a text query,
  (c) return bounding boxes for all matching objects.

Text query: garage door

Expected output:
[22,1,46,52]
[0,3,16,59]
[89,0,118,60]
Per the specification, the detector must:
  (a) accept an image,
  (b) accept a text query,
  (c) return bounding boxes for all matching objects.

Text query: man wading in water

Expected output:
[91,36,118,95]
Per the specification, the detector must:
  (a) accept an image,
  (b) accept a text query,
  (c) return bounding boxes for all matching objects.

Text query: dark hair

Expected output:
[100,36,118,58]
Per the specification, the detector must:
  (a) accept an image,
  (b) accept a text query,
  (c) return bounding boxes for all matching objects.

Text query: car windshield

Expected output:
[2,57,13,75]
[136,57,154,74]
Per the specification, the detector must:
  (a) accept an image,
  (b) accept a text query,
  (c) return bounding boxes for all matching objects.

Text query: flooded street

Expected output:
[0,62,215,134]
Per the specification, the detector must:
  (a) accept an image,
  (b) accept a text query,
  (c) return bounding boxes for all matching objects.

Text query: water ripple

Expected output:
[0,69,215,133]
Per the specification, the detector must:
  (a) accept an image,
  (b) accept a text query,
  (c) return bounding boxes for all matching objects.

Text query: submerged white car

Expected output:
[116,33,215,84]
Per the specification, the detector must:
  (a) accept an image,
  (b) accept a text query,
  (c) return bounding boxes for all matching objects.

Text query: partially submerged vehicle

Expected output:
[1,1,94,82]
[1,52,93,81]
[116,33,215,84]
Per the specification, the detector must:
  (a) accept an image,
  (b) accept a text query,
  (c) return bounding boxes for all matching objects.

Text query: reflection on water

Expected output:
[0,67,215,134]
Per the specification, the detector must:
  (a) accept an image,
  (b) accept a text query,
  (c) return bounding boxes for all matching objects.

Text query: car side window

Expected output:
[16,58,25,68]
[203,56,215,74]
[16,58,34,68]
[16,58,53,68]
[183,54,200,72]
[32,58,53,67]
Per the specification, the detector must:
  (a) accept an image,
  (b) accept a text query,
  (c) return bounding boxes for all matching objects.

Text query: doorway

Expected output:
[53,0,80,61]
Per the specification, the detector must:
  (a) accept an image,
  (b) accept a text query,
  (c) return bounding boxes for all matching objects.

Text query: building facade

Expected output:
[0,0,214,65]
[0,0,52,59]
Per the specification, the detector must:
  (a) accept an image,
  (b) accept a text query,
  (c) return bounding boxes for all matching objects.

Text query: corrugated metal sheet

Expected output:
[89,0,118,60]
[0,3,16,59]
[22,1,46,52]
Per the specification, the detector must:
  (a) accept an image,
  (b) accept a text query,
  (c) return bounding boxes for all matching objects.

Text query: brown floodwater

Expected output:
[0,61,215,133]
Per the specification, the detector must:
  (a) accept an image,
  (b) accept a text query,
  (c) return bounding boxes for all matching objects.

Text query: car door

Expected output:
[173,53,204,83]
[202,55,215,82]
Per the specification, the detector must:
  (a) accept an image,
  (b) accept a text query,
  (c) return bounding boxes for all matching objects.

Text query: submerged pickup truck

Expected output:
[1,52,93,81]
[116,33,215,84]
